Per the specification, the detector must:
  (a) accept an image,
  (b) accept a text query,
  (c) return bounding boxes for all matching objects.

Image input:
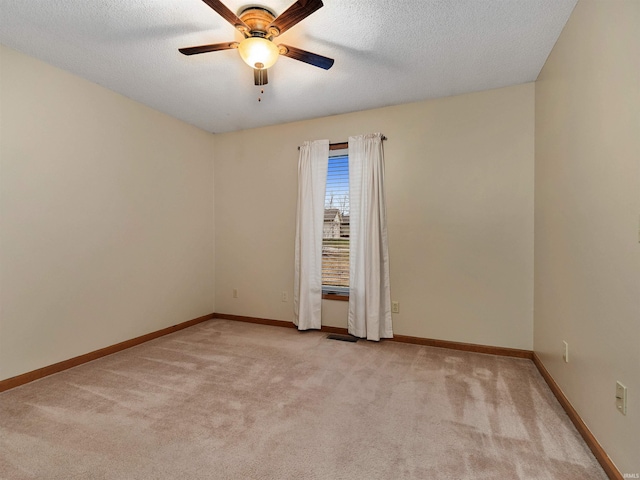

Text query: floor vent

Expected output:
[327,334,358,343]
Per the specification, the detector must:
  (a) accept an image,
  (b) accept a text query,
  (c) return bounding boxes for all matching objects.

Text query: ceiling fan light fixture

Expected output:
[238,37,279,70]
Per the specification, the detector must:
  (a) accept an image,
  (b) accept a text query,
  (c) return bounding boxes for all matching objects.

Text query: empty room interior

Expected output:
[0,0,638,478]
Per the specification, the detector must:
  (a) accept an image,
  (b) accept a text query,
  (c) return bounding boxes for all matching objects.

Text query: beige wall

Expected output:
[214,83,534,350]
[0,46,216,380]
[535,0,640,474]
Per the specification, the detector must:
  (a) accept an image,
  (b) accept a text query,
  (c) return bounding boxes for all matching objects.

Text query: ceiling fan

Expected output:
[179,0,334,86]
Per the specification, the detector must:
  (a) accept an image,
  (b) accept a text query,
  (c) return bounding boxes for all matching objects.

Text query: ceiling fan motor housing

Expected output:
[238,7,278,38]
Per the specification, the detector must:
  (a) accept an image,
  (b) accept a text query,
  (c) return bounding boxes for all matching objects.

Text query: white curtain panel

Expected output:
[348,133,393,341]
[294,139,329,330]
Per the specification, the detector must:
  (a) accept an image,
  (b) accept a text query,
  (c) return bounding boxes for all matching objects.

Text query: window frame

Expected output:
[322,144,350,301]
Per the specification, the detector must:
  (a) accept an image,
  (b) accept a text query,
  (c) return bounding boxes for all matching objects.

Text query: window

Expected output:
[322,147,349,298]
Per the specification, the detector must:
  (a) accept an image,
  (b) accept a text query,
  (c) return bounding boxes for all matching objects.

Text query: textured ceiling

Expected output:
[0,0,577,133]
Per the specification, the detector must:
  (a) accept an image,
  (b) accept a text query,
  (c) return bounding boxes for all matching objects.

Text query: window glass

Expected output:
[322,149,349,295]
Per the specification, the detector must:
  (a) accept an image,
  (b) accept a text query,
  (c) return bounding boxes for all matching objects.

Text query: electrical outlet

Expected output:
[391,301,400,314]
[233,288,238,299]
[281,291,288,302]
[563,341,569,363]
[616,381,627,415]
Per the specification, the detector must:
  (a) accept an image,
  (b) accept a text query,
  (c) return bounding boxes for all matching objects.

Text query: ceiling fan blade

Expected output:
[279,44,334,70]
[254,68,268,86]
[268,0,323,37]
[201,0,249,32]
[179,42,238,56]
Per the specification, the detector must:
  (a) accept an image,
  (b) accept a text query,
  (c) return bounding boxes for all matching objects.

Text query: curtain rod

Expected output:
[297,135,387,150]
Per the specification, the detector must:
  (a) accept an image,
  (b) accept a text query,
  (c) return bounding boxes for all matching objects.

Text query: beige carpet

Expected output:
[0,319,607,479]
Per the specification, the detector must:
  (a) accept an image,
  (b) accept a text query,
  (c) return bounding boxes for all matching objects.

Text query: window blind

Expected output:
[322,150,349,291]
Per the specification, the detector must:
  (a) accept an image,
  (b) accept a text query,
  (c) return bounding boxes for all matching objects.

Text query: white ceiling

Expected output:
[0,0,577,134]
